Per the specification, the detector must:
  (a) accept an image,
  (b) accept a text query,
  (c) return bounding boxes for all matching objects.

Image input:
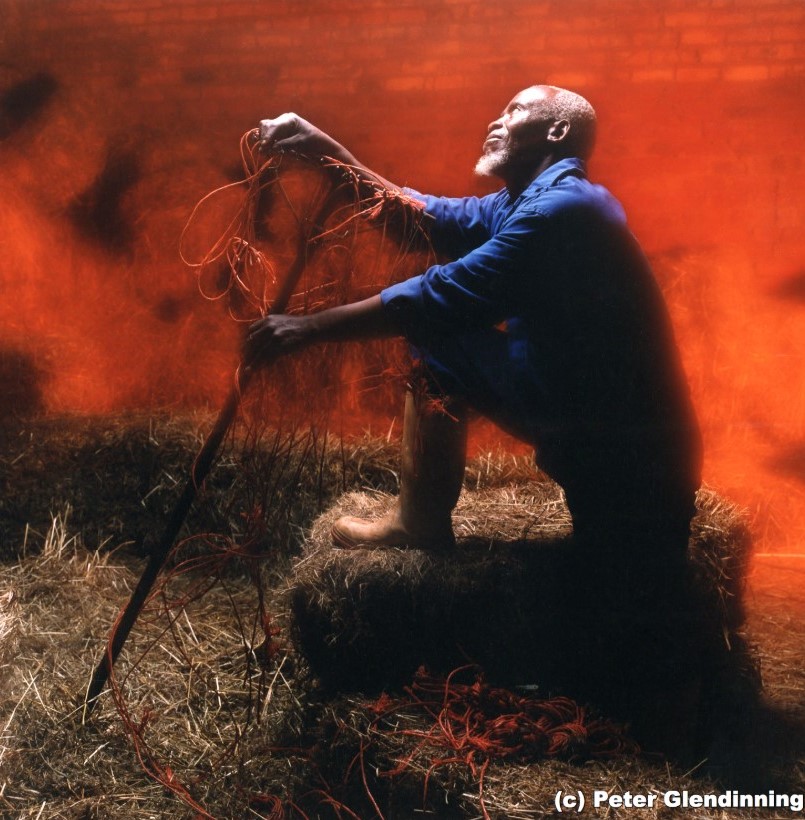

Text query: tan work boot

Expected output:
[331,391,467,551]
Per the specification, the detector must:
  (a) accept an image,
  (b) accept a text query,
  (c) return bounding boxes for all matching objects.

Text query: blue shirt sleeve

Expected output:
[381,205,548,342]
[403,188,503,257]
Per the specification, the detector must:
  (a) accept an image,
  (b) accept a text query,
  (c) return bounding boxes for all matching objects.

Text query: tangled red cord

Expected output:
[395,665,638,763]
[357,665,639,820]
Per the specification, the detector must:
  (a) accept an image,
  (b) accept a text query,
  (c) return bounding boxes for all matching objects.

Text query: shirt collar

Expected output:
[506,157,587,206]
[534,156,587,188]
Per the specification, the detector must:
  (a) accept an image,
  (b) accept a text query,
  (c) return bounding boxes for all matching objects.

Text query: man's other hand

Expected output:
[244,313,315,368]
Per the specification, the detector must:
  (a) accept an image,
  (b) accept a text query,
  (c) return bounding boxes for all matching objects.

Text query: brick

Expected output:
[631,68,676,82]
[134,0,174,8]
[770,64,805,78]
[387,6,429,24]
[772,24,805,41]
[431,74,467,91]
[675,66,721,81]
[700,46,728,63]
[770,43,799,60]
[633,30,681,48]
[618,49,653,66]
[650,48,695,65]
[510,2,552,17]
[716,11,757,26]
[466,4,511,20]
[384,76,426,92]
[727,26,774,43]
[544,72,601,88]
[724,64,771,81]
[587,32,633,49]
[109,10,149,25]
[680,28,724,46]
[179,3,220,18]
[664,11,712,28]
[757,6,805,23]
[146,8,185,23]
[550,33,592,50]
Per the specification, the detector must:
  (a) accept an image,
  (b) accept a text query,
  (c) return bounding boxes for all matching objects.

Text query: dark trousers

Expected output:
[413,328,699,558]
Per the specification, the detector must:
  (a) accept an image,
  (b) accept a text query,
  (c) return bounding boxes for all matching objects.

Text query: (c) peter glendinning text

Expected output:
[553,788,804,812]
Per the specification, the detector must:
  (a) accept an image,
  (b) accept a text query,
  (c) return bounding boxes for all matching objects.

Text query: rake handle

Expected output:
[82,373,247,718]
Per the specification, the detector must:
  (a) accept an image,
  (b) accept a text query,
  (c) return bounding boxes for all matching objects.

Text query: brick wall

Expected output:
[4,0,803,251]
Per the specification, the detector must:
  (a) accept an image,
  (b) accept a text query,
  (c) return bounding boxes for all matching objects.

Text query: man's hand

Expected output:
[242,295,396,369]
[257,113,343,158]
[244,313,316,368]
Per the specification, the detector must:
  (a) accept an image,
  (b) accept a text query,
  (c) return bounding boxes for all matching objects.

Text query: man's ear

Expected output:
[547,119,570,144]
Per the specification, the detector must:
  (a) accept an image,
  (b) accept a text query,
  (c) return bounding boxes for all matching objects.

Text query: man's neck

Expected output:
[503,155,560,199]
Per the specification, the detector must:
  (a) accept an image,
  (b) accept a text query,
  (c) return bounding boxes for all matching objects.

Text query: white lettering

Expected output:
[662,790,804,812]
[592,791,657,809]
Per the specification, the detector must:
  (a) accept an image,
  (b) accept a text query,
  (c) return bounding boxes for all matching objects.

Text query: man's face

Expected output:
[475,87,555,178]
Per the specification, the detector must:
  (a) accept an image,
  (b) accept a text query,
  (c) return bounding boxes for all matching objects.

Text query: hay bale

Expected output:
[289,482,569,688]
[0,589,20,665]
[287,481,756,756]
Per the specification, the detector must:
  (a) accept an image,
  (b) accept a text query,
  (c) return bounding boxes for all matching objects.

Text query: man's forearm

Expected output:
[257,114,403,196]
[324,148,402,196]
[306,294,399,343]
[245,294,401,367]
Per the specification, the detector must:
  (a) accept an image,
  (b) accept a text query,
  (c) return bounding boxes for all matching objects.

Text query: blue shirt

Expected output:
[382,159,622,334]
[380,158,701,506]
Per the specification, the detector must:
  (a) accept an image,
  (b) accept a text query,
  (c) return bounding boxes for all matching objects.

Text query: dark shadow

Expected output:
[767,441,805,485]
[703,696,805,793]
[0,347,46,420]
[152,295,192,324]
[770,269,805,304]
[67,143,140,254]
[0,72,58,140]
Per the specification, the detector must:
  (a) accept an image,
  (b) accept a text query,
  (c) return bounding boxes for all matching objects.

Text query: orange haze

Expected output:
[0,1,803,579]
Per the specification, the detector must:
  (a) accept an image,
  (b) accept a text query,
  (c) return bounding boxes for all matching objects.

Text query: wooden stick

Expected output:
[82,191,330,719]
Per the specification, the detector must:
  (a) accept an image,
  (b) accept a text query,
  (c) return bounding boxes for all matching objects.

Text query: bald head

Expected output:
[527,85,597,160]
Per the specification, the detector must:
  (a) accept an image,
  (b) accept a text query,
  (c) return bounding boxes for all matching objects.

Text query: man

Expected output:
[247,85,702,564]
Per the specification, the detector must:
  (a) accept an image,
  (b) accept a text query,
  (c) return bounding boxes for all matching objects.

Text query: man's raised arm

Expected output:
[245,113,427,369]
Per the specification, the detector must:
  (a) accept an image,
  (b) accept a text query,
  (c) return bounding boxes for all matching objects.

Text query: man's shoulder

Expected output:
[517,166,623,223]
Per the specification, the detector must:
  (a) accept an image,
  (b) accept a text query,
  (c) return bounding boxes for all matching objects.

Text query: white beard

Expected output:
[474,145,510,177]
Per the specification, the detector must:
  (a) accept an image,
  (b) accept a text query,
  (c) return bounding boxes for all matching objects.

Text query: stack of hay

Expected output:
[287,480,758,758]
